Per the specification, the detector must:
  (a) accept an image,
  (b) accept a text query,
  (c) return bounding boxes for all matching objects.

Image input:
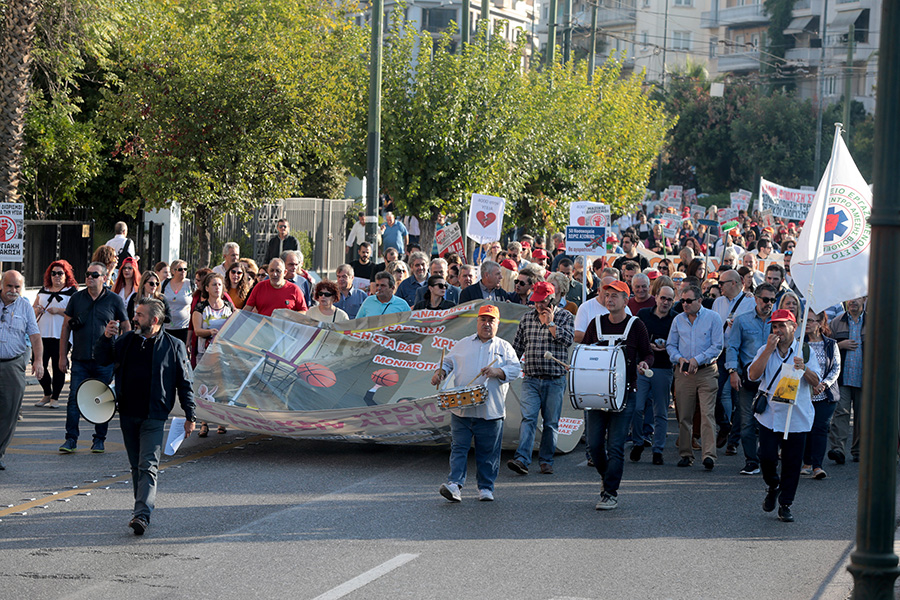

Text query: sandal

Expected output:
[198,423,209,438]
[217,425,227,434]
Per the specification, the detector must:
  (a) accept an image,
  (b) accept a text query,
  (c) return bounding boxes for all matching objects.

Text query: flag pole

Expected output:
[783,122,844,438]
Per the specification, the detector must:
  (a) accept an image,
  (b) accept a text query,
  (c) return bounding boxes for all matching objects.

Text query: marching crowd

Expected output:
[0,204,866,531]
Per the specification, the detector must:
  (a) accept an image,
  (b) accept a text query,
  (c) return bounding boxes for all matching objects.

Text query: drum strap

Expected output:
[593,314,637,347]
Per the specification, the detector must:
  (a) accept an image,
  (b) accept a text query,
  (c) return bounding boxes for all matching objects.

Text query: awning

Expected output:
[830,8,863,30]
[784,15,817,35]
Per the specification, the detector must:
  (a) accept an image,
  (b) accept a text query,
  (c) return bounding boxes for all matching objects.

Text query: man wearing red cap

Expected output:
[508,281,574,475]
[531,248,549,269]
[580,280,653,509]
[748,309,820,522]
[432,304,521,502]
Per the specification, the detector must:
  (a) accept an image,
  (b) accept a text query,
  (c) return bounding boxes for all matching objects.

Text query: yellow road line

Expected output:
[0,434,268,518]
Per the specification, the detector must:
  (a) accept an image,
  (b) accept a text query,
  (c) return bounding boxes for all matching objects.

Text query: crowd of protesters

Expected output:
[7,200,867,522]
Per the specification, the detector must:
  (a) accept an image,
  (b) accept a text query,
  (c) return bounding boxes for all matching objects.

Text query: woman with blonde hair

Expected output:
[126,271,170,325]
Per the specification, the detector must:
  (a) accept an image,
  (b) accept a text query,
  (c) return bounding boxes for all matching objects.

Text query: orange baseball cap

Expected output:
[603,280,630,294]
[478,304,500,319]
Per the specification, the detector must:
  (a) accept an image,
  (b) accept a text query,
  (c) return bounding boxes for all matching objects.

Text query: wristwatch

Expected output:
[728,368,737,374]
[187,416,197,423]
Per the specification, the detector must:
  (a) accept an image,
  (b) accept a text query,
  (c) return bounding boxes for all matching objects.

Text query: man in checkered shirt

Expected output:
[507,282,574,475]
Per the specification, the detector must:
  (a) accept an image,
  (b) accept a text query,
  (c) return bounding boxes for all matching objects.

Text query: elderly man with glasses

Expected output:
[725,282,779,475]
[712,269,756,454]
[666,284,724,470]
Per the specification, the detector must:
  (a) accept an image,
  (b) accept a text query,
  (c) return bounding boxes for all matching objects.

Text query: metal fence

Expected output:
[176,199,354,277]
[1,220,95,288]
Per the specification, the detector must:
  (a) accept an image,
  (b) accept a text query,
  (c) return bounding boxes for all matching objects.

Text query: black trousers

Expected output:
[37,337,68,400]
[759,424,807,508]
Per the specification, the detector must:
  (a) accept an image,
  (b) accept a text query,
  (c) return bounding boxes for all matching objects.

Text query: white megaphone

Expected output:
[76,379,117,424]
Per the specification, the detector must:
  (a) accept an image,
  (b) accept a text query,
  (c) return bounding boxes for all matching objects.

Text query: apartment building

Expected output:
[702,0,880,111]
[357,0,538,54]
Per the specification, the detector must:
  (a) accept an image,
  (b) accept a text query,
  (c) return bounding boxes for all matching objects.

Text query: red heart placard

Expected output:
[476,211,497,228]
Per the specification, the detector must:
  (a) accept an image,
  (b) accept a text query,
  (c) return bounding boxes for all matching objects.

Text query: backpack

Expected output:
[116,238,135,269]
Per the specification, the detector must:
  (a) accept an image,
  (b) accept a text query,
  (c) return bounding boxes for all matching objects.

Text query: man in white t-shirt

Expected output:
[106,222,135,262]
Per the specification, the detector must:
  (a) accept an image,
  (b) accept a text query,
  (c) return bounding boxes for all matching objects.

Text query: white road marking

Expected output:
[311,553,419,600]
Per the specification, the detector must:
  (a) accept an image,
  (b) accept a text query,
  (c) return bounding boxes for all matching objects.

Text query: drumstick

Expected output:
[543,351,570,371]
[436,348,445,390]
[463,358,497,387]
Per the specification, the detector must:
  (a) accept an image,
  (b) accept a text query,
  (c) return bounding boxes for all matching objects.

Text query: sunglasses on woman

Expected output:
[50,271,65,277]
[316,291,334,298]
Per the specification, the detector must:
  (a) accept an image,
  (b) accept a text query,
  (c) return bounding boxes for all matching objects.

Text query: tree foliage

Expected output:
[366,17,671,251]
[104,0,367,263]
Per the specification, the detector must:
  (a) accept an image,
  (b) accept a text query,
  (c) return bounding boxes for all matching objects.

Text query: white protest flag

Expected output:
[791,134,872,313]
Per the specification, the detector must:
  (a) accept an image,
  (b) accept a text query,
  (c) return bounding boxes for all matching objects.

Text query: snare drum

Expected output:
[437,384,487,411]
[568,344,626,411]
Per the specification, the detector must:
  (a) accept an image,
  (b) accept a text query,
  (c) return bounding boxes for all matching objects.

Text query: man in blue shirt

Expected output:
[396,251,429,307]
[725,283,778,475]
[666,284,723,470]
[334,264,368,319]
[357,272,410,318]
[380,212,408,258]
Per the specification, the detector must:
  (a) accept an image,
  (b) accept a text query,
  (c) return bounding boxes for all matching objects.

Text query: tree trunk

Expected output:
[419,218,437,259]
[0,0,40,203]
[196,204,213,268]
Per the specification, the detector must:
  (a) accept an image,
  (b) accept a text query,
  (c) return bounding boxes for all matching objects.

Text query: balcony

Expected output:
[596,5,637,26]
[701,2,769,28]
[717,50,761,72]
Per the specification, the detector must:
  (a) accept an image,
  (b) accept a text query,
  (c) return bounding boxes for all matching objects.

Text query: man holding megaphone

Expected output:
[94,297,196,536]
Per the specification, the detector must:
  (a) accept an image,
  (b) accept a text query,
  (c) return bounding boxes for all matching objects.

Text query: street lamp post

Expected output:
[365,0,384,246]
[848,0,900,596]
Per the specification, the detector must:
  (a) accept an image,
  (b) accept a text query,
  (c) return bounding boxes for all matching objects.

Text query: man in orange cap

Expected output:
[580,280,653,510]
[747,309,820,522]
[507,282,574,476]
[432,304,521,502]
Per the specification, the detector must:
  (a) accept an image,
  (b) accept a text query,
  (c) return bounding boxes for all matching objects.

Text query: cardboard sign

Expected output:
[0,202,24,261]
[758,178,815,221]
[466,194,505,244]
[435,222,465,262]
[569,201,610,227]
[565,226,608,255]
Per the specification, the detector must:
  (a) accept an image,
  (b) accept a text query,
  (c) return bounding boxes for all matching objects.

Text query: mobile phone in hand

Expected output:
[681,362,690,372]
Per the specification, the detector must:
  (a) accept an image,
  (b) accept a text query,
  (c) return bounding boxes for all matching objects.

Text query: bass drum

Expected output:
[568,344,626,412]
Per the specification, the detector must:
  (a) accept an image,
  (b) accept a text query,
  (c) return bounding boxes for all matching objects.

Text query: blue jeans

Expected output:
[804,401,837,469]
[716,364,738,440]
[514,376,566,468]
[737,385,759,465]
[635,370,673,453]
[120,415,167,522]
[448,414,504,492]
[586,391,636,496]
[65,359,114,442]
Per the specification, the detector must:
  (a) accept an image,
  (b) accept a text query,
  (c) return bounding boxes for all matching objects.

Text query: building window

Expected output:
[709,36,718,58]
[423,8,457,33]
[641,30,649,48]
[674,0,693,6]
[825,75,837,95]
[672,30,691,50]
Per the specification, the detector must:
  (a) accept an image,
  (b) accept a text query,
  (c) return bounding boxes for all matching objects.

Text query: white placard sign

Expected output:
[569,201,610,227]
[466,194,505,244]
[0,202,24,261]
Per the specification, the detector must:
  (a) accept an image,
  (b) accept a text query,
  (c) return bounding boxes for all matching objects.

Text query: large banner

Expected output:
[190,302,585,451]
[758,178,816,221]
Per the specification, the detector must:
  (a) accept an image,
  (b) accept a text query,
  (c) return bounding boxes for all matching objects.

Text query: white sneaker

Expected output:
[34,397,51,407]
[595,493,618,510]
[440,483,461,502]
[478,489,494,501]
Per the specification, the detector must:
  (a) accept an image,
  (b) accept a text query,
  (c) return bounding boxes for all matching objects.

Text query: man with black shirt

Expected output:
[581,281,653,509]
[612,233,650,272]
[58,262,130,454]
[634,285,676,465]
[349,242,380,287]
[264,219,299,263]
[95,298,195,535]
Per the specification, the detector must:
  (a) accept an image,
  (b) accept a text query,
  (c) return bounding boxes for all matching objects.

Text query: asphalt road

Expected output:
[0,382,883,600]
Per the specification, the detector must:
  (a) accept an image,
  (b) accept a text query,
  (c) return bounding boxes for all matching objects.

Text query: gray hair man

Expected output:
[458,260,513,304]
[0,271,44,470]
[213,242,240,277]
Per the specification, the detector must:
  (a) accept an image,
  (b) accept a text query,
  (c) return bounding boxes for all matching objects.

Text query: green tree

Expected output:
[366,21,529,254]
[104,0,367,264]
